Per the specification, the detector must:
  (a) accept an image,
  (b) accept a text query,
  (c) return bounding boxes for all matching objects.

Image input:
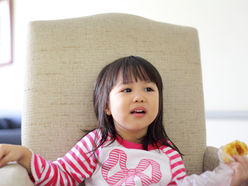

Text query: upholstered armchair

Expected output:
[0,13,219,185]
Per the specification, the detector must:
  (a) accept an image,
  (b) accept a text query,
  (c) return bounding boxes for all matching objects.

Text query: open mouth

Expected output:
[131,110,146,114]
[130,107,147,115]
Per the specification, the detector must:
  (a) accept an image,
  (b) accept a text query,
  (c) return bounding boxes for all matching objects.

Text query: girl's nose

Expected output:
[133,94,145,103]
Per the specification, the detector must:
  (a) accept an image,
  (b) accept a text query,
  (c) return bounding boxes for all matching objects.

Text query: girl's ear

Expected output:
[106,102,112,115]
[105,105,111,116]
[106,108,111,115]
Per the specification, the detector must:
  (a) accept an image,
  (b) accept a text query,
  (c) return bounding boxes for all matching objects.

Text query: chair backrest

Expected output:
[22,13,206,175]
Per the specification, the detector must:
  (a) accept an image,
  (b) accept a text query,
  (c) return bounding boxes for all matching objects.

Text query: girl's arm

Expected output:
[0,144,32,174]
[161,146,187,185]
[30,133,99,186]
[230,155,248,186]
[1,130,100,185]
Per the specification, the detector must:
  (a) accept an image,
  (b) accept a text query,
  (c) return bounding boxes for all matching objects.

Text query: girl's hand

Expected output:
[230,155,248,186]
[0,144,32,174]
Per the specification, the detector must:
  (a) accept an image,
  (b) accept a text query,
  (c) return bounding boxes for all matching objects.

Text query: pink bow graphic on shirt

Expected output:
[101,149,162,186]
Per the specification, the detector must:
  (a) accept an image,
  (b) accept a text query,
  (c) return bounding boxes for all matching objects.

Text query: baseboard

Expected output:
[205,111,248,120]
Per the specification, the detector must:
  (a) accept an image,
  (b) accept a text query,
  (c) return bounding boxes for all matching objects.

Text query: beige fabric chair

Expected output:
[1,13,219,185]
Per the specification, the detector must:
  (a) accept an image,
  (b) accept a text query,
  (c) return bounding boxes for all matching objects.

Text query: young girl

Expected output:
[0,56,247,186]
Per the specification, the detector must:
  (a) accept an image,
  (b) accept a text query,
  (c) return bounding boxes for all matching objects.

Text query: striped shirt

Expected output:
[30,130,186,185]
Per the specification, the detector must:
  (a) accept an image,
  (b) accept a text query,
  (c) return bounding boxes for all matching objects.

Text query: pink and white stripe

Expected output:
[161,146,187,185]
[31,130,102,186]
[30,130,187,186]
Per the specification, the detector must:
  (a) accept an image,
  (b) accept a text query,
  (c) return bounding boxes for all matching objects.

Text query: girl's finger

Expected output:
[0,145,15,167]
[0,144,7,161]
[233,155,248,168]
[0,156,7,167]
[233,155,244,162]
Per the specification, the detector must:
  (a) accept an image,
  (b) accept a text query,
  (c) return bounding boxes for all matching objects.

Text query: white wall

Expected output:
[0,0,247,146]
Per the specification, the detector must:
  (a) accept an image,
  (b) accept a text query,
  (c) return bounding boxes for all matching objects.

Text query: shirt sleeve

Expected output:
[161,146,187,185]
[30,130,101,186]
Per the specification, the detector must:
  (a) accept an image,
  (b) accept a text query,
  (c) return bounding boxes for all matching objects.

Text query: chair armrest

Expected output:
[0,163,34,186]
[203,146,220,171]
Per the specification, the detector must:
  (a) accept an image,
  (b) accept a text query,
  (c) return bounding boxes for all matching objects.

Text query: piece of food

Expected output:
[222,140,248,163]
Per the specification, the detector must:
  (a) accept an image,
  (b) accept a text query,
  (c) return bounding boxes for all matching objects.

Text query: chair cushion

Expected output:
[0,163,33,186]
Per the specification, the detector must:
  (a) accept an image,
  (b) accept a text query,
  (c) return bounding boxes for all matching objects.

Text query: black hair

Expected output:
[86,56,183,160]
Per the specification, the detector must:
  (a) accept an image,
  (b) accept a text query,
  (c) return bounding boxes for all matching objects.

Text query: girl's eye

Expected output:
[145,87,153,92]
[122,88,132,93]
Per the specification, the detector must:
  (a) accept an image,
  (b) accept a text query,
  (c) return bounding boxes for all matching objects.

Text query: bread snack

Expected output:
[222,140,248,163]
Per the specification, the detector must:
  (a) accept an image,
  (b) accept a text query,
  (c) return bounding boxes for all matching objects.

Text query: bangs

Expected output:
[100,56,162,95]
[119,56,157,84]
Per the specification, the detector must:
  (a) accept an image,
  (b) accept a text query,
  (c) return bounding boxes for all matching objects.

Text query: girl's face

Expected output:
[107,72,159,143]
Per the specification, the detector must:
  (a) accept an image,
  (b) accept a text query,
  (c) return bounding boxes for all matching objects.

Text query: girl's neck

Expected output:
[116,131,145,144]
[115,134,161,151]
